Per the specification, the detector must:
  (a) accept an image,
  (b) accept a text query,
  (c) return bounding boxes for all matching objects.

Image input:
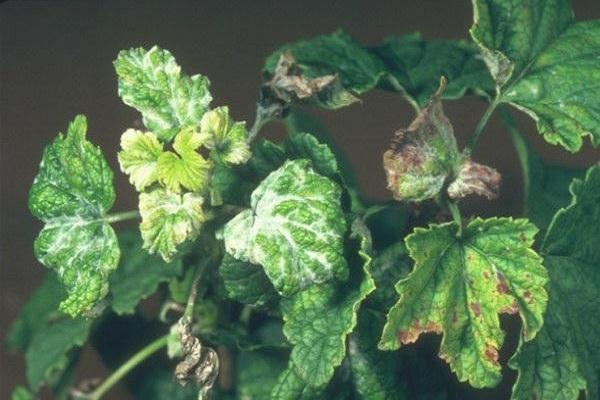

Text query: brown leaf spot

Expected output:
[397,330,416,344]
[483,271,490,280]
[523,290,533,304]
[397,320,441,345]
[484,344,499,363]
[425,321,442,334]
[470,302,482,317]
[500,301,519,314]
[496,272,510,294]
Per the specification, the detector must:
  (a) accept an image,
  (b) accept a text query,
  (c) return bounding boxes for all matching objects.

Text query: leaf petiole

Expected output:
[104,210,141,224]
[447,201,463,237]
[464,97,500,156]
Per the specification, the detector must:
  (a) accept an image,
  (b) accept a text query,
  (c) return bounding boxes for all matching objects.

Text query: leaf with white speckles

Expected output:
[223,159,348,296]
[114,46,212,141]
[139,188,205,262]
[28,115,120,317]
[279,219,374,388]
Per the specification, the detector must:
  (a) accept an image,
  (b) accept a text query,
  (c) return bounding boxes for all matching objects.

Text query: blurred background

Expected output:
[1,1,599,398]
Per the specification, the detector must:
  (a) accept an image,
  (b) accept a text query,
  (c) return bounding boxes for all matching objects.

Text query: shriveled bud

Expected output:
[383,77,460,202]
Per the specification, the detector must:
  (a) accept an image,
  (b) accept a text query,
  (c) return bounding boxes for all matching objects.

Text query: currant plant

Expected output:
[6,1,600,399]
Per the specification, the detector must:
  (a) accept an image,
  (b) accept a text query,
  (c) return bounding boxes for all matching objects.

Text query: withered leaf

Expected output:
[448,160,501,200]
[260,52,359,114]
[174,316,219,400]
[383,77,501,202]
[383,77,459,202]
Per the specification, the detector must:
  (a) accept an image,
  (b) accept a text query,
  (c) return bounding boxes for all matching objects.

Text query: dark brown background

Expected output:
[1,1,599,398]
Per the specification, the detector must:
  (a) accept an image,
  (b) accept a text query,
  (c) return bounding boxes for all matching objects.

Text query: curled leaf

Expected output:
[260,52,359,116]
[157,128,212,193]
[139,188,205,262]
[383,78,501,202]
[199,106,251,165]
[383,78,459,202]
[448,159,501,200]
[118,129,163,191]
[174,316,219,400]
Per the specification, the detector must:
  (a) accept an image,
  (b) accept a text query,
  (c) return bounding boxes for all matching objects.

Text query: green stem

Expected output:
[184,263,206,318]
[447,201,463,237]
[464,98,500,156]
[104,210,140,224]
[86,335,168,400]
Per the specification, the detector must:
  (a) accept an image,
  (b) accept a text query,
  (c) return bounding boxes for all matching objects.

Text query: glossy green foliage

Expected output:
[510,165,600,400]
[372,33,494,108]
[472,0,600,151]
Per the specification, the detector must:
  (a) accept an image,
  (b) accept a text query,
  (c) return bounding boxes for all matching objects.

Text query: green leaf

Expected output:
[285,110,359,189]
[280,219,375,387]
[470,0,573,87]
[271,362,324,400]
[199,106,251,165]
[283,132,338,178]
[157,128,212,193]
[223,159,348,296]
[245,139,286,178]
[502,20,600,151]
[367,241,411,310]
[509,164,600,400]
[118,128,164,191]
[11,387,35,400]
[26,316,91,391]
[139,188,205,262]
[109,232,183,314]
[471,1,600,151]
[28,115,120,317]
[379,217,548,388]
[219,253,277,307]
[264,30,385,98]
[236,350,287,399]
[372,33,494,108]
[5,274,64,352]
[348,310,410,400]
[114,46,212,141]
[505,112,584,230]
[364,203,410,250]
[209,163,254,207]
